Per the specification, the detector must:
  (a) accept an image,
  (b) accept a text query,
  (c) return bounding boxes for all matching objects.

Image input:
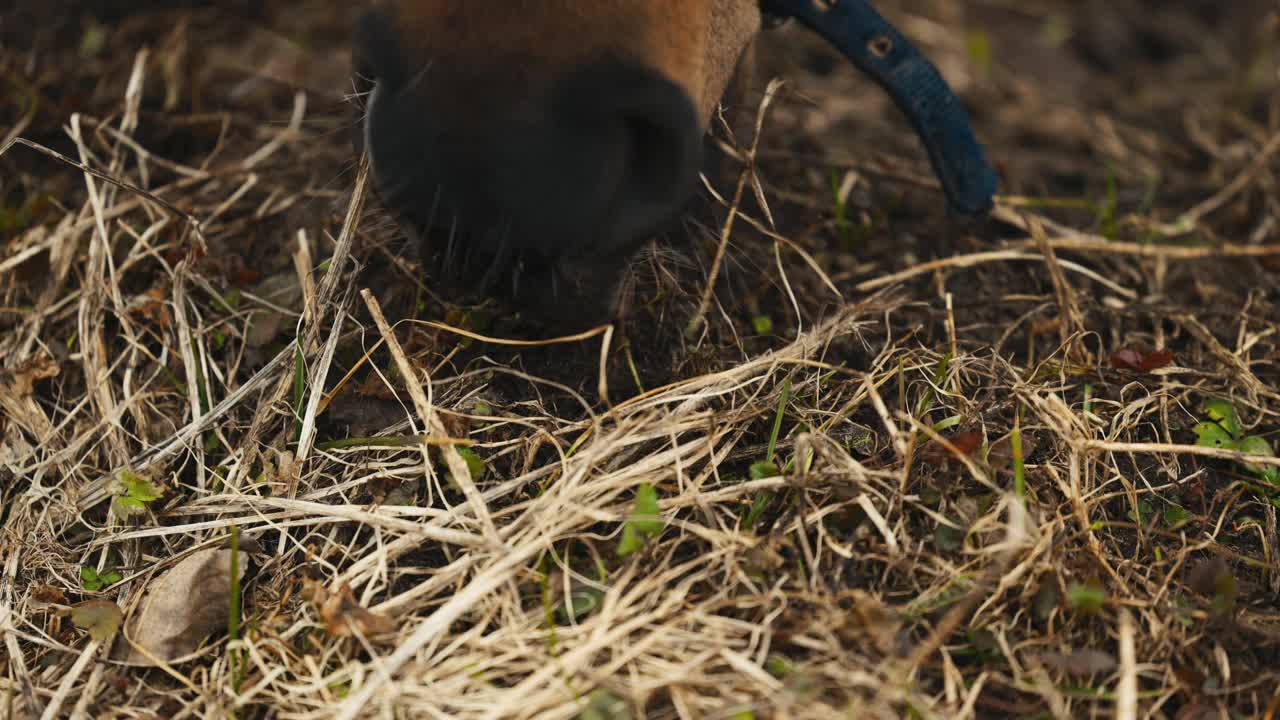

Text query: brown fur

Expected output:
[371,0,760,130]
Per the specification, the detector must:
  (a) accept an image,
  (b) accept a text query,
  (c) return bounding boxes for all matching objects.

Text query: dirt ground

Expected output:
[2,1,1279,718]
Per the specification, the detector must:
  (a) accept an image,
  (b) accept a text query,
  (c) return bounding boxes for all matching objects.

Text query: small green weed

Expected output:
[80,566,123,592]
[111,471,165,521]
[1194,399,1278,484]
[617,483,665,557]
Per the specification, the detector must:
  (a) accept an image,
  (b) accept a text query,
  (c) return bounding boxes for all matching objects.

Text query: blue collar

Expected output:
[763,0,998,215]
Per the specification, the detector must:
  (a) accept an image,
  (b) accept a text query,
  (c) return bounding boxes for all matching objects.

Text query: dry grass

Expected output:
[3,2,1280,718]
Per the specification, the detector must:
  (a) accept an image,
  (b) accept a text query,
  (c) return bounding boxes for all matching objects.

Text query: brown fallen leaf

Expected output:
[30,584,67,606]
[1039,648,1117,676]
[987,431,1039,476]
[1175,703,1222,720]
[127,286,173,328]
[1138,349,1174,371]
[112,547,247,666]
[837,589,903,656]
[1172,664,1206,694]
[1110,346,1174,372]
[1185,556,1238,618]
[922,430,983,465]
[71,600,124,643]
[307,581,397,640]
[243,272,303,349]
[1110,346,1144,370]
[326,392,407,437]
[4,352,60,396]
[1028,315,1063,337]
[437,409,472,439]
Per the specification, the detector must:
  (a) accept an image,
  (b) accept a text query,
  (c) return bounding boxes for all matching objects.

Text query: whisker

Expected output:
[443,214,460,271]
[403,59,436,94]
[511,253,523,300]
[478,221,514,293]
[424,185,443,238]
[345,72,376,109]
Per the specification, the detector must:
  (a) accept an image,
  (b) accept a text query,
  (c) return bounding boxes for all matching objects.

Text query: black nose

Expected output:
[359,53,702,251]
[354,9,704,328]
[534,58,704,254]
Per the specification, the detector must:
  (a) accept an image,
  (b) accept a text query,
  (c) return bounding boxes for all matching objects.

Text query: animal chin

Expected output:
[384,201,632,331]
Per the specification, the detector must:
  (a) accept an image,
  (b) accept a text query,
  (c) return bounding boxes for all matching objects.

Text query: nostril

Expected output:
[622,114,684,200]
[567,61,701,246]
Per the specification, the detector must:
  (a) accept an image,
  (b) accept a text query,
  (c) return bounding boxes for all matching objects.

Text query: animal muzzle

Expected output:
[353,7,704,328]
[363,62,701,252]
[353,1,1000,330]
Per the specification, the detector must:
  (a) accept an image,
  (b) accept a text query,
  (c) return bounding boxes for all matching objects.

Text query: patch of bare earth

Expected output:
[2,1,1279,718]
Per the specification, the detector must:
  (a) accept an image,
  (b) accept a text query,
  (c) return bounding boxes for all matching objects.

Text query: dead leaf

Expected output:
[1185,556,1238,617]
[327,392,404,436]
[244,310,290,349]
[30,584,67,606]
[987,432,1039,475]
[308,581,397,640]
[71,600,124,643]
[244,272,303,349]
[1028,315,1063,337]
[837,589,902,656]
[1110,346,1144,370]
[4,352,60,396]
[127,286,173,328]
[1172,665,1207,696]
[1039,648,1117,676]
[112,547,246,666]
[437,409,471,439]
[923,430,983,464]
[1111,346,1174,372]
[948,431,984,456]
[162,243,206,269]
[232,267,261,287]
[353,372,400,400]
[1174,703,1221,720]
[742,536,789,577]
[1138,349,1174,371]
